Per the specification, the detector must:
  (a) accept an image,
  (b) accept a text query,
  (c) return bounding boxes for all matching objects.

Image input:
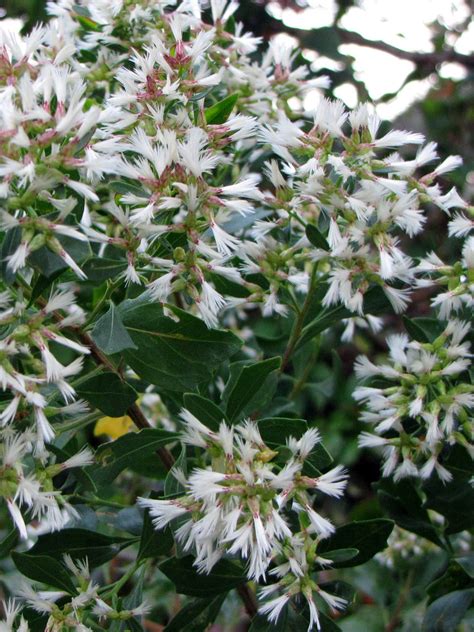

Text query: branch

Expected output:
[335,27,474,69]
[237,584,259,618]
[79,332,175,470]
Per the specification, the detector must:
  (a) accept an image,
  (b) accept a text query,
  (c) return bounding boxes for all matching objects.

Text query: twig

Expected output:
[335,27,474,70]
[79,333,175,470]
[237,584,259,618]
[280,266,318,374]
[385,569,414,632]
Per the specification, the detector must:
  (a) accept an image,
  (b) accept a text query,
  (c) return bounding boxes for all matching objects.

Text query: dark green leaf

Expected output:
[317,612,343,632]
[320,548,360,565]
[12,552,76,593]
[0,227,21,284]
[205,93,239,124]
[403,316,443,343]
[0,528,18,558]
[318,519,394,567]
[29,236,91,278]
[183,393,226,432]
[94,428,179,485]
[424,473,474,534]
[298,304,350,348]
[223,357,281,421]
[28,529,131,568]
[164,447,187,498]
[456,555,474,579]
[164,595,227,632]
[109,180,148,197]
[427,560,474,603]
[376,478,443,547]
[82,257,127,282]
[257,417,333,471]
[21,608,49,632]
[258,417,308,445]
[422,589,474,632]
[119,299,241,392]
[30,270,64,303]
[160,556,246,597]
[306,224,329,251]
[91,302,137,355]
[138,512,173,561]
[76,372,137,416]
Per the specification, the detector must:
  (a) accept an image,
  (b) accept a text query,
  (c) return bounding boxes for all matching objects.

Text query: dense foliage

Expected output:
[0,1,472,630]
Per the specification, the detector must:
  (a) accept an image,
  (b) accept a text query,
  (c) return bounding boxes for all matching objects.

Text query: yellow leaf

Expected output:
[94,415,135,440]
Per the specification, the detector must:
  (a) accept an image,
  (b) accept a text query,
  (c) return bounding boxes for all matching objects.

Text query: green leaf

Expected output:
[182,393,226,432]
[82,257,127,282]
[119,299,241,392]
[164,595,227,632]
[30,270,64,303]
[0,528,18,558]
[320,548,360,565]
[94,428,179,485]
[318,519,394,567]
[76,372,137,417]
[257,417,333,471]
[0,226,21,284]
[91,303,137,355]
[109,180,148,197]
[427,560,474,603]
[258,417,308,445]
[423,471,474,534]
[12,552,76,593]
[422,589,474,632]
[376,478,443,547]
[298,304,350,348]
[223,357,281,421]
[403,316,443,343]
[306,224,330,251]
[160,556,246,597]
[205,93,239,124]
[27,529,131,568]
[20,609,49,632]
[76,13,101,31]
[138,512,174,561]
[29,236,91,278]
[456,555,474,579]
[164,447,187,498]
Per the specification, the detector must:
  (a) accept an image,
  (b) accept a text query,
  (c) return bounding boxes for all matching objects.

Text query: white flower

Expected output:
[258,594,290,623]
[210,220,240,255]
[137,498,189,529]
[314,465,348,498]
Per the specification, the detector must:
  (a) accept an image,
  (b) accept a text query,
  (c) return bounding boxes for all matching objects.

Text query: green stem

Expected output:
[100,560,143,598]
[289,338,321,398]
[280,265,318,374]
[71,494,129,509]
[84,278,122,328]
[385,568,414,632]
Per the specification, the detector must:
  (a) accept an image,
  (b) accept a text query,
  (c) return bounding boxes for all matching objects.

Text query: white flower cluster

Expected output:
[377,521,472,569]
[355,321,473,482]
[0,0,472,625]
[139,410,348,630]
[0,556,150,632]
[417,209,474,318]
[1,0,469,330]
[0,287,93,538]
[243,103,469,319]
